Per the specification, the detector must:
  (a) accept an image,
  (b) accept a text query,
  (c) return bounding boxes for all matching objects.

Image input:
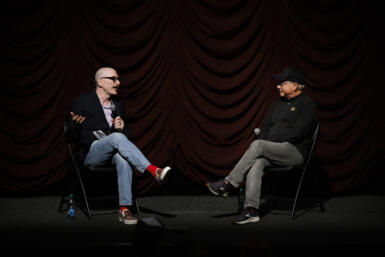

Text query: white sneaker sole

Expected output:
[119,216,138,225]
[233,216,260,225]
[159,166,171,181]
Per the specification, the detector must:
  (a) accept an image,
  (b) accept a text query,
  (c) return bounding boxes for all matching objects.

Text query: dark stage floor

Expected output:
[1,192,385,257]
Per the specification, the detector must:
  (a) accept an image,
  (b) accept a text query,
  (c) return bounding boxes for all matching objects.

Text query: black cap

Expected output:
[273,67,305,84]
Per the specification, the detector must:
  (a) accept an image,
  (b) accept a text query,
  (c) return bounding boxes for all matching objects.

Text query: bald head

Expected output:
[95,67,117,86]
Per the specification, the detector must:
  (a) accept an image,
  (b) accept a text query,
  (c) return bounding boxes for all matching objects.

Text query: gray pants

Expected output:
[226,140,304,209]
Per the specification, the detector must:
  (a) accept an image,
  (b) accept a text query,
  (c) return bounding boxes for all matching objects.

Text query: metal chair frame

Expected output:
[239,123,324,219]
[59,124,140,219]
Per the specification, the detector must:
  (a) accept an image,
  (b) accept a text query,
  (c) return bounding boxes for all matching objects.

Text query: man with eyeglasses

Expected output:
[66,67,171,225]
[206,67,318,225]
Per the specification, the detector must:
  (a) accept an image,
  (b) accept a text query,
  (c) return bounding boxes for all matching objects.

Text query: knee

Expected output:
[83,154,97,168]
[249,140,262,152]
[109,132,128,143]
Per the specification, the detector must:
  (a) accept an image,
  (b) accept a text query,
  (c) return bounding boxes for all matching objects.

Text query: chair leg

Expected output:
[315,167,325,213]
[73,166,91,219]
[133,199,140,215]
[290,168,307,219]
[67,143,91,219]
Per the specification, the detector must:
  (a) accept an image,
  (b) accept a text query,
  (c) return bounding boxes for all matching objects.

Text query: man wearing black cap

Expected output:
[206,67,318,224]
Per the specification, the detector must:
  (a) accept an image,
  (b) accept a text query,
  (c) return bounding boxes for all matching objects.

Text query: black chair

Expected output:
[59,124,140,219]
[239,123,324,219]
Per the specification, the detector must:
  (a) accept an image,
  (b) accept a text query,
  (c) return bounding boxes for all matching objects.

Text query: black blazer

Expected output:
[66,90,131,159]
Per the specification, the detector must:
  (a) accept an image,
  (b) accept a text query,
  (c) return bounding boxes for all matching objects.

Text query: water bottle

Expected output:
[67,194,76,220]
[238,187,245,213]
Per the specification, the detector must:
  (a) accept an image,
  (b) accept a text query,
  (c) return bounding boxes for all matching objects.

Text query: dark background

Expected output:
[0,0,384,197]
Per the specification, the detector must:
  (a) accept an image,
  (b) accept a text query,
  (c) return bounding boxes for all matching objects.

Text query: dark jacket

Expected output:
[259,92,318,159]
[65,90,131,160]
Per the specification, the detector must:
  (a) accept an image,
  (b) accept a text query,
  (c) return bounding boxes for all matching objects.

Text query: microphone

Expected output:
[254,128,260,137]
[110,100,118,119]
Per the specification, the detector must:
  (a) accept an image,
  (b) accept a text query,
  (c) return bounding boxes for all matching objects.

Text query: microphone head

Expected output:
[254,128,260,136]
[110,100,118,118]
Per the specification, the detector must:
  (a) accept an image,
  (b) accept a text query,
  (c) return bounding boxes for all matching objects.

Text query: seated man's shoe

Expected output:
[155,166,171,184]
[119,209,138,225]
[233,207,260,225]
[205,178,234,196]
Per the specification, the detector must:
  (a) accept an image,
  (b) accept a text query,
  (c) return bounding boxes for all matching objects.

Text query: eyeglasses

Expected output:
[101,76,120,83]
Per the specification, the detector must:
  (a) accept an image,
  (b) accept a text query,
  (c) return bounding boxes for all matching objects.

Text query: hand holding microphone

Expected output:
[110,100,124,130]
[112,116,124,130]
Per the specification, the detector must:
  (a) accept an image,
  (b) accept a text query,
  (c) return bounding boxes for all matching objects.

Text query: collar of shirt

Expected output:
[102,104,113,127]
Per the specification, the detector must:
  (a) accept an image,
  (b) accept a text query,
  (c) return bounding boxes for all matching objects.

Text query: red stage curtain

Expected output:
[0,0,384,194]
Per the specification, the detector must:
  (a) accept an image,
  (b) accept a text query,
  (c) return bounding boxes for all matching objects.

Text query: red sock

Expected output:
[146,164,158,176]
[120,206,128,213]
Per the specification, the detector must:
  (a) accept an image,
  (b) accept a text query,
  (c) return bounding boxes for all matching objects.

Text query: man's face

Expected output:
[98,70,120,96]
[276,81,297,98]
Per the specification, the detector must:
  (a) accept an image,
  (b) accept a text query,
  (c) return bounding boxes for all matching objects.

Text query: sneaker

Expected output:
[155,166,171,184]
[119,209,138,225]
[206,178,234,196]
[233,207,260,225]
